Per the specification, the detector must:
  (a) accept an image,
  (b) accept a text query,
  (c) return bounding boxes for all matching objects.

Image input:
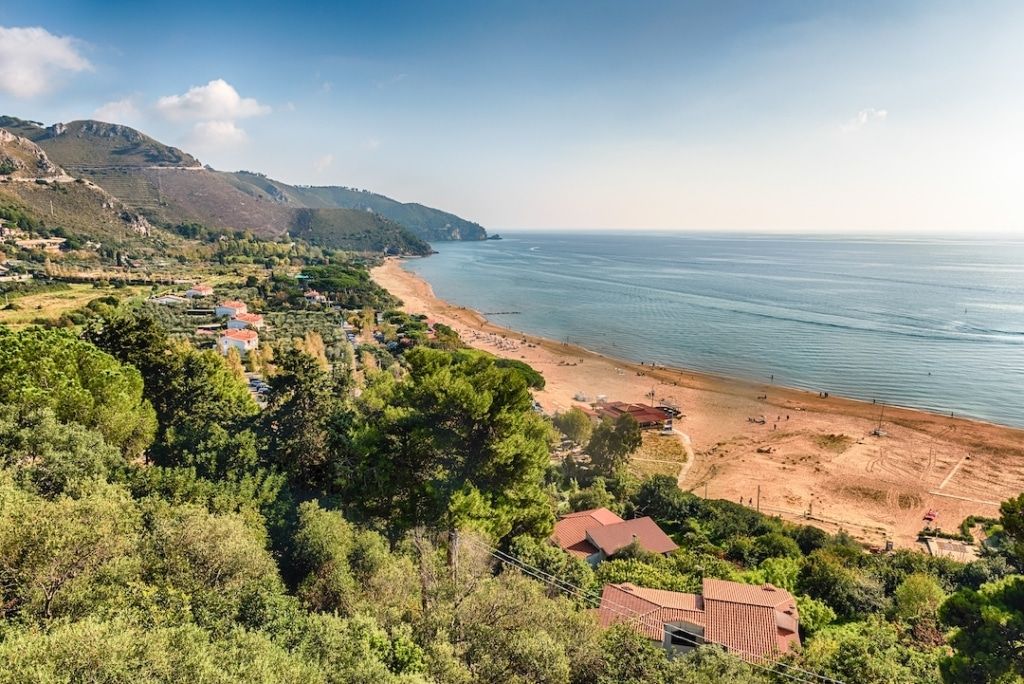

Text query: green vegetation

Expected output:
[277,182,487,241]
[1,308,1024,682]
[1,138,1023,680]
[291,208,430,255]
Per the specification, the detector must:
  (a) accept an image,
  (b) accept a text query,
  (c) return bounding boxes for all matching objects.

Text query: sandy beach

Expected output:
[373,257,1024,549]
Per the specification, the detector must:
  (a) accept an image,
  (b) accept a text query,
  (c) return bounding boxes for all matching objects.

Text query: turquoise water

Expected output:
[402,232,1024,428]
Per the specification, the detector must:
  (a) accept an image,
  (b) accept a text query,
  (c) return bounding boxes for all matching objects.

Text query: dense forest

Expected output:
[0,258,1022,684]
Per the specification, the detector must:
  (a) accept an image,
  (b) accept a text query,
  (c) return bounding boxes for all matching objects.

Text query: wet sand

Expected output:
[373,257,1024,549]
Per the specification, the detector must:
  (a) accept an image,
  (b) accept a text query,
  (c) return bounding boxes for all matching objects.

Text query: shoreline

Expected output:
[373,257,1024,549]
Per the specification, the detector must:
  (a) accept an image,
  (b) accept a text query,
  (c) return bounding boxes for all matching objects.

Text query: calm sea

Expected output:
[402,232,1024,428]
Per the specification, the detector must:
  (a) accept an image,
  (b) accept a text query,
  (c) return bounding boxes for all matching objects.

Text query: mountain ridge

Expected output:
[0,116,485,246]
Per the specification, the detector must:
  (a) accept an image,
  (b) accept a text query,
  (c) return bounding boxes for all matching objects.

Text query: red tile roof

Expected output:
[597,579,800,661]
[586,517,678,556]
[219,300,246,309]
[551,508,624,558]
[221,329,258,341]
[232,312,263,323]
[596,402,670,426]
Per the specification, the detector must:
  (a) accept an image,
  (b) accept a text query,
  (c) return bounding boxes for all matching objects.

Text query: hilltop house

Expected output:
[186,284,214,298]
[227,312,265,330]
[551,508,677,565]
[598,579,800,661]
[218,328,258,354]
[215,300,247,317]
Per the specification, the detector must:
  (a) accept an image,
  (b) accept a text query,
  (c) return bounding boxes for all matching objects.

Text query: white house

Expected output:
[304,289,327,304]
[186,284,214,298]
[218,328,258,354]
[227,312,265,330]
[150,294,188,306]
[215,300,247,317]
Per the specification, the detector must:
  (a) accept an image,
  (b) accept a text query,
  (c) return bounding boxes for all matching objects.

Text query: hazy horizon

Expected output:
[2,0,1023,234]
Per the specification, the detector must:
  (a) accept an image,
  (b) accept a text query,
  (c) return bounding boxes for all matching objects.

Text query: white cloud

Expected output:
[0,26,92,98]
[93,98,141,126]
[156,79,269,121]
[842,108,888,132]
[189,120,248,147]
[315,153,334,172]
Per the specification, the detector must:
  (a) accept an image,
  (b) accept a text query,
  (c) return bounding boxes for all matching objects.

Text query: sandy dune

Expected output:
[373,258,1024,549]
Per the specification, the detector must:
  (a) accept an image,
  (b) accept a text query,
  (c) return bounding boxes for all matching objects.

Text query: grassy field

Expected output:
[0,283,146,328]
[629,431,688,479]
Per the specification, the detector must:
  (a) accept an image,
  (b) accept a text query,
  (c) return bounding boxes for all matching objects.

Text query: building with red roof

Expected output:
[227,312,265,330]
[597,579,800,661]
[218,328,259,354]
[550,507,678,564]
[595,402,670,428]
[215,300,248,317]
[186,284,214,298]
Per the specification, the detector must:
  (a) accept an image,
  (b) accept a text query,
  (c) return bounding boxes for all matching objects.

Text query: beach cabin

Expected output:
[215,300,248,317]
[218,329,258,354]
[595,402,671,429]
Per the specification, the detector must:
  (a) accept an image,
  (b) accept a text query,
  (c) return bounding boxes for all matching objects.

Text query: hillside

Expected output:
[0,117,199,169]
[245,177,488,241]
[0,116,486,246]
[0,128,158,246]
[0,129,67,180]
[290,207,430,254]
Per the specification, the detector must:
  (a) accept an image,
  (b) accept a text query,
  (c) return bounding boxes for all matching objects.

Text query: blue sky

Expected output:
[1,1,1022,232]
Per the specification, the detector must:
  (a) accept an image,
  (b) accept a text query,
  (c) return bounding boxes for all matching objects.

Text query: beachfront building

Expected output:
[218,329,258,354]
[595,402,671,429]
[598,579,800,660]
[551,507,677,565]
[227,312,265,330]
[186,284,214,298]
[215,300,247,317]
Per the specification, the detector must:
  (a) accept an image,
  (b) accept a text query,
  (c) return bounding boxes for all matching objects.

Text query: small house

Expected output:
[218,328,258,354]
[551,508,677,565]
[186,284,214,298]
[150,294,188,306]
[227,312,265,330]
[215,300,248,317]
[598,579,800,661]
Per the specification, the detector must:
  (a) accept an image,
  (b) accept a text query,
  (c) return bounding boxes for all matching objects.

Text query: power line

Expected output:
[467,541,823,684]
[463,538,843,684]
[469,540,829,684]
